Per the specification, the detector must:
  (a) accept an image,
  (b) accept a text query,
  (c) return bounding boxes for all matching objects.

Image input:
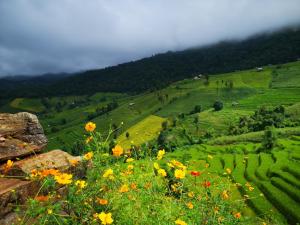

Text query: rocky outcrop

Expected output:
[0,112,82,224]
[0,112,47,162]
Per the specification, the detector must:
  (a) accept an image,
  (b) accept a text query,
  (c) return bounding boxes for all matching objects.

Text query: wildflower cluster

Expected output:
[20,122,245,224]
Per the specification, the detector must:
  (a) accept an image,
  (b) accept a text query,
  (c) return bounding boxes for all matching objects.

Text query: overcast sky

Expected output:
[0,0,300,77]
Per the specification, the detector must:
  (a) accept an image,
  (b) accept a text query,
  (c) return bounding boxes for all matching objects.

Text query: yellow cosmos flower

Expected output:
[207,154,213,159]
[186,202,194,209]
[75,180,87,189]
[83,152,93,160]
[3,159,14,172]
[222,190,229,200]
[174,169,185,179]
[97,212,113,225]
[54,173,73,185]
[119,184,129,193]
[157,149,165,160]
[226,168,232,174]
[187,191,194,198]
[85,122,96,132]
[126,158,134,163]
[85,136,93,144]
[127,164,134,170]
[157,168,167,177]
[175,219,187,225]
[112,145,123,157]
[153,162,160,170]
[103,169,114,180]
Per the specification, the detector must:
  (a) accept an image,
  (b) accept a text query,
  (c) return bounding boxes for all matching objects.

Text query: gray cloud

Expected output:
[0,0,300,76]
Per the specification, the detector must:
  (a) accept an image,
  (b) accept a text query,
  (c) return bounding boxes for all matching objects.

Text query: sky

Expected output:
[0,0,300,77]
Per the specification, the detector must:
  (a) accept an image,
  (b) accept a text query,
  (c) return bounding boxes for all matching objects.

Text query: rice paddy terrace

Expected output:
[169,137,300,224]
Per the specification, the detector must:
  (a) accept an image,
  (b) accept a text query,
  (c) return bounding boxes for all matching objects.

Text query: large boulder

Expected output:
[0,112,47,162]
[0,150,82,177]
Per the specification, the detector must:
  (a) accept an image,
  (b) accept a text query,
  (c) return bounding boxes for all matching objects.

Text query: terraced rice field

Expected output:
[205,150,300,224]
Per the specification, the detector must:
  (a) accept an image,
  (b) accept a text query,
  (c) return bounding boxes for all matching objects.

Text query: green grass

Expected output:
[117,115,166,149]
[10,97,45,112]
[256,153,273,181]
[271,177,300,203]
[245,154,259,182]
[259,181,300,224]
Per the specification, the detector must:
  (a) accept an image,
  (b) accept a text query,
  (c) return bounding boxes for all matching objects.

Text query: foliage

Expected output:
[213,101,223,111]
[11,125,248,225]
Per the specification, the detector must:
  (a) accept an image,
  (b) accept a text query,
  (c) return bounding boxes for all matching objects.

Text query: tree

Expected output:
[213,101,223,111]
[161,121,168,131]
[261,126,277,151]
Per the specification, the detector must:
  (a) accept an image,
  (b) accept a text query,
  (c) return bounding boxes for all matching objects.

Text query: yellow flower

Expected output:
[97,212,113,225]
[221,190,229,200]
[175,219,187,225]
[112,145,123,157]
[174,169,185,179]
[47,209,53,215]
[3,160,14,172]
[54,173,73,185]
[248,186,254,191]
[103,169,114,180]
[83,152,93,160]
[85,136,93,144]
[207,154,213,159]
[126,158,134,163]
[187,192,194,198]
[75,180,87,189]
[85,122,96,132]
[186,202,194,209]
[119,184,129,193]
[157,168,167,177]
[127,164,134,170]
[153,162,160,170]
[226,168,232,174]
[157,149,165,160]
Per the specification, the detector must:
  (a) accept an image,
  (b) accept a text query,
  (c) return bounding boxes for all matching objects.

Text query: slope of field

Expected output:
[117,115,166,149]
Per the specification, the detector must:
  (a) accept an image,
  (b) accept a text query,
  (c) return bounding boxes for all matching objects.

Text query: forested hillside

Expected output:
[1,27,299,98]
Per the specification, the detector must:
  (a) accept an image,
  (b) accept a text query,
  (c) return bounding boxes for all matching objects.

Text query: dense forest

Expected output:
[0,27,299,98]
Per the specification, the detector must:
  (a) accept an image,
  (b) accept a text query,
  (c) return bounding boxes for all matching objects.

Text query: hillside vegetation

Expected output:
[1,60,300,224]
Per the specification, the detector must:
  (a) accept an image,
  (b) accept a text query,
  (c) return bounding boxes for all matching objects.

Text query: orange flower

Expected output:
[203,181,211,188]
[96,197,108,205]
[3,160,13,173]
[30,169,41,178]
[190,171,201,177]
[130,183,137,190]
[41,169,60,178]
[35,195,49,202]
[69,159,79,167]
[234,212,241,219]
[112,145,123,157]
[85,122,96,132]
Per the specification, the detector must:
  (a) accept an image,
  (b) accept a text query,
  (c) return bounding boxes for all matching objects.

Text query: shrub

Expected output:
[213,101,223,111]
[260,126,277,151]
